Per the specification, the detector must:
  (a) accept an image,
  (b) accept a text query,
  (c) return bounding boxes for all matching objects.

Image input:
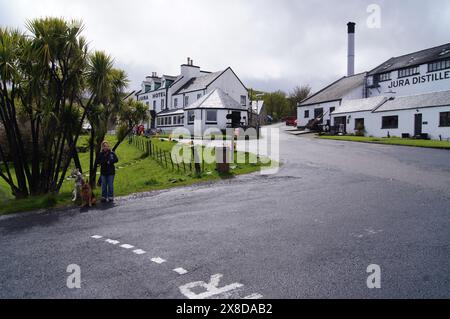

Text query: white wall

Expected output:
[208,68,249,109]
[172,90,207,110]
[368,65,450,98]
[342,85,365,100]
[331,106,450,140]
[331,111,375,135]
[297,100,341,128]
[184,109,248,135]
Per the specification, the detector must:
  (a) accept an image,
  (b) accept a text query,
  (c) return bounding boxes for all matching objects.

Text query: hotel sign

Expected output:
[388,70,450,89]
[153,92,166,98]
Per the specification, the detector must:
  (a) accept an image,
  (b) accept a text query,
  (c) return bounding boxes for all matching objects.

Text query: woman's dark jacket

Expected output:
[97,151,119,176]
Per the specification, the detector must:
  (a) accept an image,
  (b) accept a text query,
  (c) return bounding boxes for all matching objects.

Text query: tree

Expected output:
[113,99,149,152]
[287,85,311,116]
[0,18,145,198]
[0,19,88,197]
[83,53,148,188]
[263,91,289,121]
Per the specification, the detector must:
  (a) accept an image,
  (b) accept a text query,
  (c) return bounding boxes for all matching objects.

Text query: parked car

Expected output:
[285,117,297,126]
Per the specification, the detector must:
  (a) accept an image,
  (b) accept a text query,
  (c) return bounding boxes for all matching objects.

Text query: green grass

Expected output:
[317,135,450,149]
[0,135,274,215]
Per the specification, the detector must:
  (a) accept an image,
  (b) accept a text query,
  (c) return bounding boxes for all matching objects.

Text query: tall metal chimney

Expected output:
[347,22,356,76]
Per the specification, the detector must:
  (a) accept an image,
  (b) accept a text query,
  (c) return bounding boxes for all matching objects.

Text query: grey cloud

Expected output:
[0,0,449,94]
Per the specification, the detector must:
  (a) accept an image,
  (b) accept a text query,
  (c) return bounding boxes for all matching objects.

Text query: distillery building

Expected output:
[298,23,450,140]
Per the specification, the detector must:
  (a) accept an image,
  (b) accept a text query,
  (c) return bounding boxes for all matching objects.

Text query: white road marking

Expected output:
[179,274,244,299]
[120,244,135,249]
[105,239,120,245]
[173,268,188,275]
[151,257,166,264]
[243,293,263,299]
[91,235,103,239]
[133,249,146,255]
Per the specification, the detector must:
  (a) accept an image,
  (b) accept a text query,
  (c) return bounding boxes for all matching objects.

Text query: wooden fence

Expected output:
[129,135,204,175]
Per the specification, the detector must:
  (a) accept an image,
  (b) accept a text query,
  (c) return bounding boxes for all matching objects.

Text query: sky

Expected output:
[1,0,449,94]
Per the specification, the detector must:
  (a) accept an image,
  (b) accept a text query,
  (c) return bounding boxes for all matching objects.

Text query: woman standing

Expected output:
[97,141,119,203]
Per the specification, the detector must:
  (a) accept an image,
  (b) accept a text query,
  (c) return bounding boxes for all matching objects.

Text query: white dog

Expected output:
[70,169,84,202]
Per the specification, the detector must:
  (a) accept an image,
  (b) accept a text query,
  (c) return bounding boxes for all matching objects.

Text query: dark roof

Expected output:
[374,90,450,113]
[299,73,366,106]
[184,88,246,110]
[369,43,450,75]
[174,70,224,95]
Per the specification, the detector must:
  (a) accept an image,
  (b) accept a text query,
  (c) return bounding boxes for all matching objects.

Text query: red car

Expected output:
[285,117,297,126]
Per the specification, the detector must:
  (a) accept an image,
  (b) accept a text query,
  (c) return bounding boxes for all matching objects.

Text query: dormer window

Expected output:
[398,66,420,78]
[428,59,450,72]
[378,72,391,82]
[439,49,450,56]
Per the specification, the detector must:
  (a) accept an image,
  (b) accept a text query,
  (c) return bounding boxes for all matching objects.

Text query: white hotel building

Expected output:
[298,23,450,140]
[135,58,249,134]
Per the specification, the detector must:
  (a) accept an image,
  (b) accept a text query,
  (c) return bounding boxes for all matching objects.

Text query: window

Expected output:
[174,98,178,108]
[240,95,247,106]
[206,110,218,124]
[188,110,195,124]
[153,101,156,109]
[378,72,391,82]
[355,118,365,130]
[304,110,310,118]
[398,66,420,78]
[168,117,172,125]
[382,116,399,129]
[184,96,189,107]
[161,99,165,109]
[197,93,202,100]
[428,59,450,72]
[330,107,336,114]
[440,112,450,127]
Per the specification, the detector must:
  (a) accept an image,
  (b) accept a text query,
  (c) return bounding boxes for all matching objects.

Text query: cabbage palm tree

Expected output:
[0,18,89,197]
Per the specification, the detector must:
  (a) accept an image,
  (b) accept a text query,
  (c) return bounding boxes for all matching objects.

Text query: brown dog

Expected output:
[81,181,97,207]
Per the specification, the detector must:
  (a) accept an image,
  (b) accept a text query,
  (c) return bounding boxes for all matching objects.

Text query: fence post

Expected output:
[169,153,174,170]
[163,151,167,168]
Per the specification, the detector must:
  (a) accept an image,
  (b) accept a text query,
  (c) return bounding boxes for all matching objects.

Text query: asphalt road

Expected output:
[1,125,449,299]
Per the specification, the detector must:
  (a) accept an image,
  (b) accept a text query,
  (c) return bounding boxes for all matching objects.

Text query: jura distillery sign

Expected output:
[388,70,450,89]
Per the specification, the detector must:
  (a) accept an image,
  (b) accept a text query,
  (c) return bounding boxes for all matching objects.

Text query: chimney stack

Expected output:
[347,22,356,76]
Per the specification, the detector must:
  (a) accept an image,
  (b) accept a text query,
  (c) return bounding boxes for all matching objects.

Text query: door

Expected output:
[314,108,324,124]
[414,113,422,136]
[334,116,347,133]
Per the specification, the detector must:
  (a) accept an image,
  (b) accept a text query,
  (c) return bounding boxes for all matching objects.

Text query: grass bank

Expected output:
[0,135,274,215]
[317,135,450,149]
